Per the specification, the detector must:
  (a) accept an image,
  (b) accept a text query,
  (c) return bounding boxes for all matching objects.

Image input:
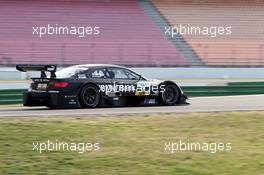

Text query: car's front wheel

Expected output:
[79,84,100,108]
[161,84,180,106]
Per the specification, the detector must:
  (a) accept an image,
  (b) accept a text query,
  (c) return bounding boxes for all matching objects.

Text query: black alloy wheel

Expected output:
[161,84,180,105]
[79,84,100,108]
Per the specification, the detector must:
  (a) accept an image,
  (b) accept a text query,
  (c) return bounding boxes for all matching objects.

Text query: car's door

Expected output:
[87,68,114,94]
[106,67,140,96]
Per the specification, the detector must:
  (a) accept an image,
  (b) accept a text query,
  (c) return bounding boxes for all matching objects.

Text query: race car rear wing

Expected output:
[16,64,57,78]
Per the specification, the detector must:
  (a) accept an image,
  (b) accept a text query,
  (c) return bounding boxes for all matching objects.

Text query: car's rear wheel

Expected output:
[79,84,100,108]
[161,84,180,106]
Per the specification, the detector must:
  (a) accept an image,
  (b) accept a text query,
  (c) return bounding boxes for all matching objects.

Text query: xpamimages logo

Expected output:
[98,82,165,95]
[165,24,232,38]
[136,81,165,96]
[99,82,136,93]
[32,140,100,154]
[32,24,100,38]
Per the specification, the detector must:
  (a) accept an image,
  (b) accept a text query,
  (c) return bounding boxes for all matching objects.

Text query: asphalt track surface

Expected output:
[0,95,263,117]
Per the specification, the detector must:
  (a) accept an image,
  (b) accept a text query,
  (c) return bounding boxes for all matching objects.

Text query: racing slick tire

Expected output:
[79,84,101,108]
[161,84,181,106]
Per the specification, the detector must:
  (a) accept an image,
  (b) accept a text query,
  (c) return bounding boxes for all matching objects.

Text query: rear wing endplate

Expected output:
[16,64,57,78]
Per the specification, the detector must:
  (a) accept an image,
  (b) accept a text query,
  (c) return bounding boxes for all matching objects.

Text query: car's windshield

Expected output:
[56,67,89,78]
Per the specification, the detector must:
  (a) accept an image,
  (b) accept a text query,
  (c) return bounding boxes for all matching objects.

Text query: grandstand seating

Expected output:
[1,0,263,67]
[152,0,264,66]
[0,0,186,66]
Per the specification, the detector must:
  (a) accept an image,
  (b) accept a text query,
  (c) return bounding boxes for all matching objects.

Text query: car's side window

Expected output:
[75,69,89,79]
[107,68,140,80]
[105,68,125,79]
[89,67,141,80]
[90,69,106,78]
[124,70,140,80]
[111,68,127,79]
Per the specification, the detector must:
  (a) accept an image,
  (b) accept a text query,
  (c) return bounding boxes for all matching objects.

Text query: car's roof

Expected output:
[62,64,148,80]
[72,64,127,69]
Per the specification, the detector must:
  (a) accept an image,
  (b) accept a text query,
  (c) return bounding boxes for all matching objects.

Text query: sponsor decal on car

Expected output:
[144,99,157,105]
[99,82,136,94]
[135,81,151,96]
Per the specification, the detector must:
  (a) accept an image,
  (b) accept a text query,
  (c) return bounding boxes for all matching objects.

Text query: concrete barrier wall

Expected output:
[0,67,264,80]
[132,67,264,79]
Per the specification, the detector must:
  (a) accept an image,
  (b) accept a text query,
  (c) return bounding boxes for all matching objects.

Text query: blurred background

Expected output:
[0,0,263,67]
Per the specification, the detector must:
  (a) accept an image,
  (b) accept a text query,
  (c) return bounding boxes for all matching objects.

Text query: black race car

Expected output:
[16,64,188,108]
